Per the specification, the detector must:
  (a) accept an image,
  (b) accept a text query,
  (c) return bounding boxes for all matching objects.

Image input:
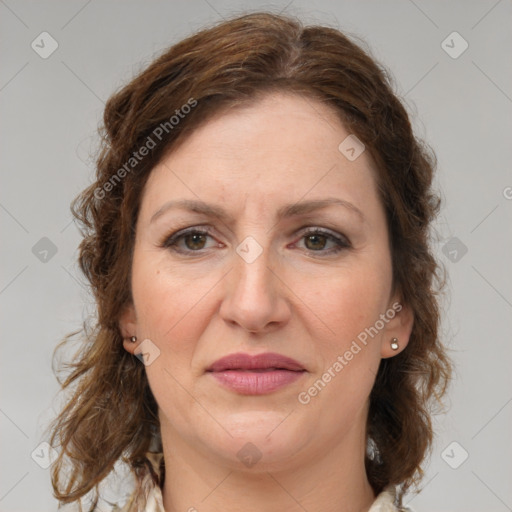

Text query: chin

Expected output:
[200,409,313,471]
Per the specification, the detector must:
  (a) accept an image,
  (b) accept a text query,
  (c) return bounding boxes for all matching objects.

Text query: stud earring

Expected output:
[390,337,399,350]
[129,336,137,343]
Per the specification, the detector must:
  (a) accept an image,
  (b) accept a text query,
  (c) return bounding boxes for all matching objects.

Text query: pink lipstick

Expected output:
[206,352,306,395]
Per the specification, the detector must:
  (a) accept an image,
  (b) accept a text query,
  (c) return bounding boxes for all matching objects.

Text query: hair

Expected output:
[48,10,451,510]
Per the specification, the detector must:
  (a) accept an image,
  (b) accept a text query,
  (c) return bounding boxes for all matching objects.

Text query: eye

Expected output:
[160,226,351,256]
[295,228,351,255]
[161,227,219,253]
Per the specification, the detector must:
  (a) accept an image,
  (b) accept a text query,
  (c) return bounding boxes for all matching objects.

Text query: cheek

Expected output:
[295,271,387,423]
[131,255,216,356]
[295,264,390,344]
[293,263,391,408]
[131,261,215,414]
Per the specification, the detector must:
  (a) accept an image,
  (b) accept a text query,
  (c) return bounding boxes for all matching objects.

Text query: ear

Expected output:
[380,296,414,359]
[119,303,138,355]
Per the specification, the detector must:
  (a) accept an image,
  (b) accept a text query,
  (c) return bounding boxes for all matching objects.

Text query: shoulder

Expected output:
[57,453,165,512]
[117,452,165,512]
[368,487,415,512]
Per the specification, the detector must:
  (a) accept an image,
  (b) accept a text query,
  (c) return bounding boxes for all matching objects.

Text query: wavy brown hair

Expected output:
[48,10,451,509]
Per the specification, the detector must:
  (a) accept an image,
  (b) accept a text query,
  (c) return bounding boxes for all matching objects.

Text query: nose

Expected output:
[219,246,291,334]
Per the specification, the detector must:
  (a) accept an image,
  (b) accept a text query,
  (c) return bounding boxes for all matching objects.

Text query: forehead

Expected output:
[172,92,348,159]
[140,92,381,220]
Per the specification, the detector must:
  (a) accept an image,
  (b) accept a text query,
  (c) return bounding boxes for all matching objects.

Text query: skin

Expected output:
[120,92,414,512]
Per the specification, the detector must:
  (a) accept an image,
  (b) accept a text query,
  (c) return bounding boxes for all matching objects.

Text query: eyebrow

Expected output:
[150,197,365,224]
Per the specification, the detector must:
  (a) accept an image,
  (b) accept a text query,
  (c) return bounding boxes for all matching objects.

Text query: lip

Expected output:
[206,352,306,395]
[207,352,305,372]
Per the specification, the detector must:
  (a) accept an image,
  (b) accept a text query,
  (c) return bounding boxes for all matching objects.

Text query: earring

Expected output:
[390,337,399,350]
[129,336,137,343]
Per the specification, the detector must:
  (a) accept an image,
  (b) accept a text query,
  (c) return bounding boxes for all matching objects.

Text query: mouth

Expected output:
[206,352,306,373]
[206,352,306,395]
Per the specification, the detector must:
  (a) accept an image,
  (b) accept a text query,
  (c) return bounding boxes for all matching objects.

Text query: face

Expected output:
[121,92,413,472]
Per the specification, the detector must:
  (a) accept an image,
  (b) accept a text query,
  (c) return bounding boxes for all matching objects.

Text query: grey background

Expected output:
[1,1,511,511]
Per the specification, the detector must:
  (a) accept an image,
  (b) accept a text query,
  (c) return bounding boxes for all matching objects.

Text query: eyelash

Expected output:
[160,226,351,256]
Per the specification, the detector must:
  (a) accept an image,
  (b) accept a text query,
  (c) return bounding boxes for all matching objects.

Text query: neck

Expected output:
[160,419,375,512]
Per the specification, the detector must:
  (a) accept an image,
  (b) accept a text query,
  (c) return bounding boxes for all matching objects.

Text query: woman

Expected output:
[49,11,451,512]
